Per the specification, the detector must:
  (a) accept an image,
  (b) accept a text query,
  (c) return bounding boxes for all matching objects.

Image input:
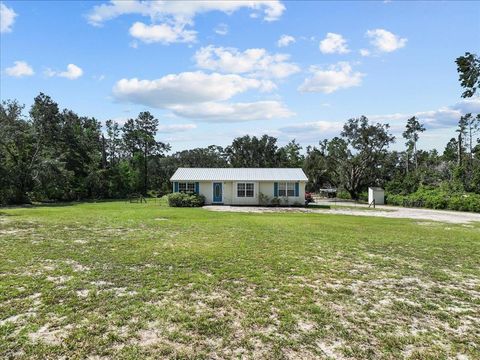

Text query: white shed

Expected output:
[368,187,385,206]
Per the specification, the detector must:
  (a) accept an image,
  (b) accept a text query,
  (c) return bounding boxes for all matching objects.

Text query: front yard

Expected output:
[1,201,479,359]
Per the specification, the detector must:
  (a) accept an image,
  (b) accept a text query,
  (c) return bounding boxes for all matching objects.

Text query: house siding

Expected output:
[192,181,306,206]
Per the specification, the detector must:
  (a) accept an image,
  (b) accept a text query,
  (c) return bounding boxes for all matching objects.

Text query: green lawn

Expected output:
[1,201,479,359]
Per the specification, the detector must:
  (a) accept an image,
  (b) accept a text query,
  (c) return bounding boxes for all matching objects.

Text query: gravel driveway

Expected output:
[204,205,480,224]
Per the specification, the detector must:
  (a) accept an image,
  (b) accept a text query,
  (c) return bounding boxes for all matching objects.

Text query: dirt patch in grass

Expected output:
[1,201,479,359]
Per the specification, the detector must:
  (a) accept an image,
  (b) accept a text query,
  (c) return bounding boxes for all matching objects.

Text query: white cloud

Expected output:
[169,101,294,122]
[88,1,285,25]
[129,21,196,44]
[194,45,300,79]
[45,64,83,80]
[277,34,295,47]
[359,48,370,57]
[0,2,17,33]
[113,71,275,108]
[214,23,228,36]
[368,98,480,130]
[280,121,343,135]
[366,29,407,53]
[158,123,197,133]
[112,70,293,122]
[370,108,460,130]
[319,33,349,54]
[298,62,364,94]
[4,61,34,77]
[453,97,480,114]
[87,1,284,44]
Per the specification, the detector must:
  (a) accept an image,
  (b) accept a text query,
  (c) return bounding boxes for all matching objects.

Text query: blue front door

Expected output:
[213,182,223,203]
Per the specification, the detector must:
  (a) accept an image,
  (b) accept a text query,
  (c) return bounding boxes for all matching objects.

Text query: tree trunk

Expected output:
[101,135,107,169]
[458,134,463,167]
[347,188,358,200]
[414,141,418,169]
[143,145,148,196]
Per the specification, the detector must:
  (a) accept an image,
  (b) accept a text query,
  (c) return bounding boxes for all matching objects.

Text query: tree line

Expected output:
[0,52,479,205]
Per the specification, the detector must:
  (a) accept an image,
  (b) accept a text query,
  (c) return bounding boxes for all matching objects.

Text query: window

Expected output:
[237,183,245,197]
[237,182,254,197]
[178,182,195,193]
[246,183,254,197]
[278,182,297,197]
[287,182,295,197]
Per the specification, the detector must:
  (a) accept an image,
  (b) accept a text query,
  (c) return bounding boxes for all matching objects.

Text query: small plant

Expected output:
[147,190,159,198]
[271,197,281,206]
[167,193,205,207]
[258,192,271,206]
[337,190,351,199]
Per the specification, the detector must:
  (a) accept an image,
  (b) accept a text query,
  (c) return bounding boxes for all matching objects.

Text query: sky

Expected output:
[1,0,479,152]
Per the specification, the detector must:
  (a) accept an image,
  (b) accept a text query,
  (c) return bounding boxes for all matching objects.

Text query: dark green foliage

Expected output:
[167,192,205,207]
[303,116,395,199]
[1,61,479,213]
[402,116,425,170]
[386,187,480,212]
[455,52,480,98]
[226,134,288,167]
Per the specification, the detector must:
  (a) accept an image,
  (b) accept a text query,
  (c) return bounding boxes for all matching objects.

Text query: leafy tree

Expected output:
[456,52,480,98]
[335,116,394,199]
[172,146,227,167]
[402,116,425,171]
[0,100,37,203]
[456,114,470,166]
[309,116,395,199]
[278,139,304,167]
[105,119,122,166]
[443,138,459,162]
[226,135,282,167]
[122,112,170,195]
[303,144,334,191]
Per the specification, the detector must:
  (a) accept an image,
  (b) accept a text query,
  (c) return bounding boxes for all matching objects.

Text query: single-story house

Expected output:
[170,168,308,205]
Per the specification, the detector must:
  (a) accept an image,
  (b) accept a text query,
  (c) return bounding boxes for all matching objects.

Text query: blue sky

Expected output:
[1,0,479,152]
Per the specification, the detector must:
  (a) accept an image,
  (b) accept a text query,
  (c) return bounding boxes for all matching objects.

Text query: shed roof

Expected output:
[170,168,308,181]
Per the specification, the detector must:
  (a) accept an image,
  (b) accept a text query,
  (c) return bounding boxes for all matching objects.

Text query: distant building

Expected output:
[368,187,385,205]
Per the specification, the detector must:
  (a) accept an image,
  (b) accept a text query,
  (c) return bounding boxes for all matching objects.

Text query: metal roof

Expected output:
[170,168,308,181]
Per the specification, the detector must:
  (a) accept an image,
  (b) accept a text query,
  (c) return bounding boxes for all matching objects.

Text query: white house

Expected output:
[170,168,308,205]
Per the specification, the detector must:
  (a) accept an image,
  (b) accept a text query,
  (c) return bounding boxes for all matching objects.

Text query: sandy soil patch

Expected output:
[28,323,72,345]
[204,205,480,224]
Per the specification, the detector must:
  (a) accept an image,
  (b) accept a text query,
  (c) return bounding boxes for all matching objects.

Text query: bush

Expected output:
[386,187,480,213]
[271,197,281,206]
[337,190,351,199]
[258,192,271,206]
[167,192,205,207]
[358,191,368,202]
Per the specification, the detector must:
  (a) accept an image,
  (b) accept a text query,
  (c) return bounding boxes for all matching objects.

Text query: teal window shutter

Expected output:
[295,182,299,197]
[195,182,199,194]
[174,182,179,192]
[274,182,278,197]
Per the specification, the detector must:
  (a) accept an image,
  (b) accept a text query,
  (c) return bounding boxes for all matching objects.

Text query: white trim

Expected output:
[278,181,298,198]
[235,182,255,198]
[178,182,195,193]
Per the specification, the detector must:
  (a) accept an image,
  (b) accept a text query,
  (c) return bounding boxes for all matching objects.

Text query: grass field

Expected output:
[1,201,479,359]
